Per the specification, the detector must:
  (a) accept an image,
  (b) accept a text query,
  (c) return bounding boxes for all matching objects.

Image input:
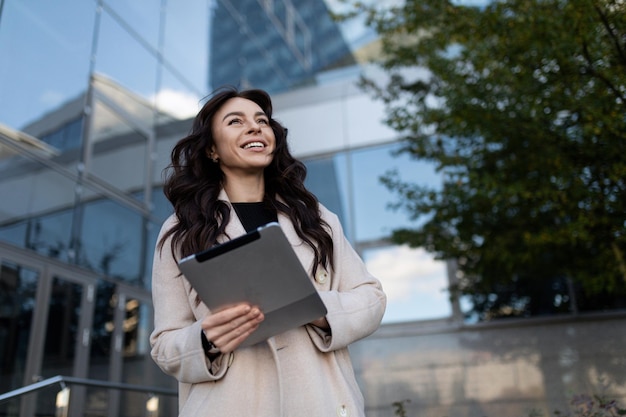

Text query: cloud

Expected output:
[153,88,201,119]
[39,90,65,108]
[365,245,451,322]
[365,245,448,303]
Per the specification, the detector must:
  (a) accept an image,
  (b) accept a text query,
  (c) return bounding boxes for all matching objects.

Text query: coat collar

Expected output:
[217,189,303,247]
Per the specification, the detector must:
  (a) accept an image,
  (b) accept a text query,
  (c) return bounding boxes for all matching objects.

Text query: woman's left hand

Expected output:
[310,316,329,330]
[201,303,265,353]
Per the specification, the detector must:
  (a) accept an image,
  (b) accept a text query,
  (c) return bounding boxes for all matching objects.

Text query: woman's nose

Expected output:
[247,121,262,132]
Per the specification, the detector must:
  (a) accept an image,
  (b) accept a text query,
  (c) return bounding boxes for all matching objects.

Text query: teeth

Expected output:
[243,142,264,149]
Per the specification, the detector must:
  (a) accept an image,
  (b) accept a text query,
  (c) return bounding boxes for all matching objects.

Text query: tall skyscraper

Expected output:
[209,0,356,93]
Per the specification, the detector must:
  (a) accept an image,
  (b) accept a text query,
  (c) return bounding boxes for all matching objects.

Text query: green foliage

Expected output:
[392,399,410,417]
[349,0,626,319]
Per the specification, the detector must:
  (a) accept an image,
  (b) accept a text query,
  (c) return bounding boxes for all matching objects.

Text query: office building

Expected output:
[209,0,356,92]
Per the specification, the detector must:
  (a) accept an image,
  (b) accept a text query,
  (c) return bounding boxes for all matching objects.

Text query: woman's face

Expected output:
[210,97,276,178]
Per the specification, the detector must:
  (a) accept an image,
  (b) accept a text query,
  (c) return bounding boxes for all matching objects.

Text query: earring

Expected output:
[210,153,219,163]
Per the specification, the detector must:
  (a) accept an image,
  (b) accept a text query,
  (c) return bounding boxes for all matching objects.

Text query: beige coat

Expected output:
[150,193,386,417]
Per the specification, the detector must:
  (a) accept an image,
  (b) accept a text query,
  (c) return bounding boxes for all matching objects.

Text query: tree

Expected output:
[347,0,626,319]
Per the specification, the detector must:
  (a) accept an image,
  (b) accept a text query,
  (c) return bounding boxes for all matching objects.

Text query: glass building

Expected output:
[209,0,356,92]
[1,1,625,417]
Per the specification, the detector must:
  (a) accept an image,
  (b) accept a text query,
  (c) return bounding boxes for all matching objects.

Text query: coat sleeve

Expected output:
[149,215,229,383]
[307,206,387,351]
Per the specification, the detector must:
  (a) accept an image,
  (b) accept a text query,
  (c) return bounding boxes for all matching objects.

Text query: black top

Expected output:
[231,202,278,233]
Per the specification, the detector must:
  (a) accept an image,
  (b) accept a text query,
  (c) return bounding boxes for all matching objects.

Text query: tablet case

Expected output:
[177,222,327,347]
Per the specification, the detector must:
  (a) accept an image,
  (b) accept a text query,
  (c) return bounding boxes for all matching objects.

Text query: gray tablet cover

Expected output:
[177,222,327,347]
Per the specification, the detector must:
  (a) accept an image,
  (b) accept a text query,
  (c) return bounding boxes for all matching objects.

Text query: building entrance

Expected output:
[0,259,39,416]
[0,241,172,417]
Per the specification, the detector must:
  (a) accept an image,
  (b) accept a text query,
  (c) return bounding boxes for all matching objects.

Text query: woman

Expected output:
[150,87,386,417]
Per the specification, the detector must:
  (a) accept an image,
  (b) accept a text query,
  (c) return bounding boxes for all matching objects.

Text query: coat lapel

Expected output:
[217,189,246,241]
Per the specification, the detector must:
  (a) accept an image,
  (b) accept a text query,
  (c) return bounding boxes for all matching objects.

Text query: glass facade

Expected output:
[0,1,209,415]
[301,142,452,323]
[209,0,355,93]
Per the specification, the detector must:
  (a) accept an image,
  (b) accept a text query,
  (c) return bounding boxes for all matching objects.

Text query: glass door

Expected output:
[20,267,95,417]
[106,285,164,417]
[0,242,96,417]
[0,242,167,417]
[0,260,41,417]
[88,283,176,417]
[43,272,95,417]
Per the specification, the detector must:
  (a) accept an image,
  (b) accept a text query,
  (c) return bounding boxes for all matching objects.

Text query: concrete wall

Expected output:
[351,313,626,417]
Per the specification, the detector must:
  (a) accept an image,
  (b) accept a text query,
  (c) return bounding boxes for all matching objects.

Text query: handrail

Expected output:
[0,375,177,404]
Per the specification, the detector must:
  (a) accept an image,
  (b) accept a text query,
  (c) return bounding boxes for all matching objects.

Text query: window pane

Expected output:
[80,199,143,283]
[0,154,76,260]
[364,245,452,323]
[0,262,38,396]
[304,156,349,234]
[303,143,442,244]
[350,143,442,242]
[95,7,158,102]
[161,0,208,113]
[42,277,83,376]
[0,1,94,130]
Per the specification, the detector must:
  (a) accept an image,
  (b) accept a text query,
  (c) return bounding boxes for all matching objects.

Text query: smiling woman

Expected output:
[150,86,387,417]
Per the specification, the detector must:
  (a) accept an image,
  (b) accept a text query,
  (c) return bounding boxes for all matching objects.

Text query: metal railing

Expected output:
[0,375,177,416]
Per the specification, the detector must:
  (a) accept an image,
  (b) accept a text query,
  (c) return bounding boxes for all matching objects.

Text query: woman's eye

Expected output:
[258,119,269,125]
[228,118,242,125]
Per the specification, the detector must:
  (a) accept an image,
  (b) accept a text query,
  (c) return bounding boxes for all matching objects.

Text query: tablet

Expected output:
[177,222,327,347]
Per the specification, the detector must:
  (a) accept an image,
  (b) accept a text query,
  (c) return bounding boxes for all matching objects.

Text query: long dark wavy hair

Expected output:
[158,86,334,276]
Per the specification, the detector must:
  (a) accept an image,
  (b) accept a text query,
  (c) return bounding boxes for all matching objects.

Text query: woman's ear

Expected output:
[207,147,219,163]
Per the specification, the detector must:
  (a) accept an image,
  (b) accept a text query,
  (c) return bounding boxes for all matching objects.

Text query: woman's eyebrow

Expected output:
[222,111,267,121]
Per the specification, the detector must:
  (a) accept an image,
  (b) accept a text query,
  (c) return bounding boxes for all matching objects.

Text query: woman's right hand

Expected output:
[200,303,264,353]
